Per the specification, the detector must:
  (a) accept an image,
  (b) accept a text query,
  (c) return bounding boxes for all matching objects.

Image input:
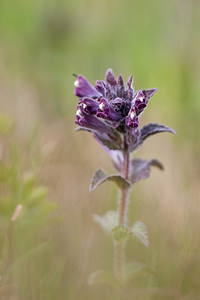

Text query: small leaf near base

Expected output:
[93,210,118,233]
[131,221,149,247]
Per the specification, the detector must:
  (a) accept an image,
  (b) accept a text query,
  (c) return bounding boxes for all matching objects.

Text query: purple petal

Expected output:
[117,75,124,87]
[117,75,125,98]
[105,69,117,86]
[74,75,100,98]
[75,106,113,135]
[133,89,154,116]
[79,98,99,115]
[142,88,157,103]
[127,75,133,88]
[126,105,139,129]
[95,80,106,96]
[127,75,134,101]
[97,98,122,122]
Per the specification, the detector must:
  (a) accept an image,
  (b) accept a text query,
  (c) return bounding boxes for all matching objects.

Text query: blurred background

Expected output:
[0,0,200,299]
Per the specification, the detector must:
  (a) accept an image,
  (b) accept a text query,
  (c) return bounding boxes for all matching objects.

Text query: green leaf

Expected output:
[93,210,118,233]
[131,221,149,247]
[130,158,163,184]
[90,168,130,192]
[123,262,155,282]
[136,123,176,150]
[140,123,176,141]
[88,270,119,289]
[131,123,175,152]
[112,225,131,243]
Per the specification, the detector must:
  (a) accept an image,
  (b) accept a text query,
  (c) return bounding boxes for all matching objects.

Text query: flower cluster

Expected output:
[74,69,173,152]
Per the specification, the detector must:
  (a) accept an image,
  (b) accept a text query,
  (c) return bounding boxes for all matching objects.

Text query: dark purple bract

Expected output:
[74,69,173,152]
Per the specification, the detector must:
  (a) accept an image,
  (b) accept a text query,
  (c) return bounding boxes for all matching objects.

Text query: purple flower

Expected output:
[125,105,139,129]
[97,98,122,124]
[79,98,99,115]
[75,105,112,135]
[133,89,157,116]
[74,75,101,98]
[74,69,174,152]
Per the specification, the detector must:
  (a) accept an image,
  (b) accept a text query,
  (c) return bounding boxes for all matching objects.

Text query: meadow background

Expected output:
[0,0,200,299]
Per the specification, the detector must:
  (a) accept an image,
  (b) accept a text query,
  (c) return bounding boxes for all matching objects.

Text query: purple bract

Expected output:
[74,69,174,152]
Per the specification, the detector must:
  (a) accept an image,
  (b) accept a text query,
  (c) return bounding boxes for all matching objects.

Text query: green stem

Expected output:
[115,147,130,283]
[114,241,123,281]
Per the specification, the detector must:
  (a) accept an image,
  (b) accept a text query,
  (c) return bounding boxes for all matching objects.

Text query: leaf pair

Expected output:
[90,157,163,192]
[76,123,175,152]
[89,123,175,151]
[94,211,149,247]
[112,221,149,247]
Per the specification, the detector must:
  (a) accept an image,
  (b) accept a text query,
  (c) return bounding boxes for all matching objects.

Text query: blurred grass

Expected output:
[0,0,200,299]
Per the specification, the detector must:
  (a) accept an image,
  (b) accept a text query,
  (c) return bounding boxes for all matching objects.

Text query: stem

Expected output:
[118,150,130,225]
[114,241,123,281]
[115,144,130,283]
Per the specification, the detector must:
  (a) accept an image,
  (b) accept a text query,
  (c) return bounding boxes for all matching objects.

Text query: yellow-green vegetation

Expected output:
[0,0,200,299]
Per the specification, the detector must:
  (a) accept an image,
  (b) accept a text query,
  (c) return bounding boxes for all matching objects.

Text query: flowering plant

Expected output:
[74,69,175,288]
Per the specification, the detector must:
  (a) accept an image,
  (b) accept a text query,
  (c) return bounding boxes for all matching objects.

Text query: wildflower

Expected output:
[73,68,175,284]
[74,69,174,154]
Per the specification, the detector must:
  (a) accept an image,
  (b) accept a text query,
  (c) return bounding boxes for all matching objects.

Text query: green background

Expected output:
[0,0,200,299]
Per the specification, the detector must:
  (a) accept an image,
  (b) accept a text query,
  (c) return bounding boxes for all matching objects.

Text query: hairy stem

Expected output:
[115,146,130,283]
[119,150,130,225]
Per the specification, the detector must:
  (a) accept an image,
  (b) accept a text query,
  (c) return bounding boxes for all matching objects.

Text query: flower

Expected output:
[74,69,173,152]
